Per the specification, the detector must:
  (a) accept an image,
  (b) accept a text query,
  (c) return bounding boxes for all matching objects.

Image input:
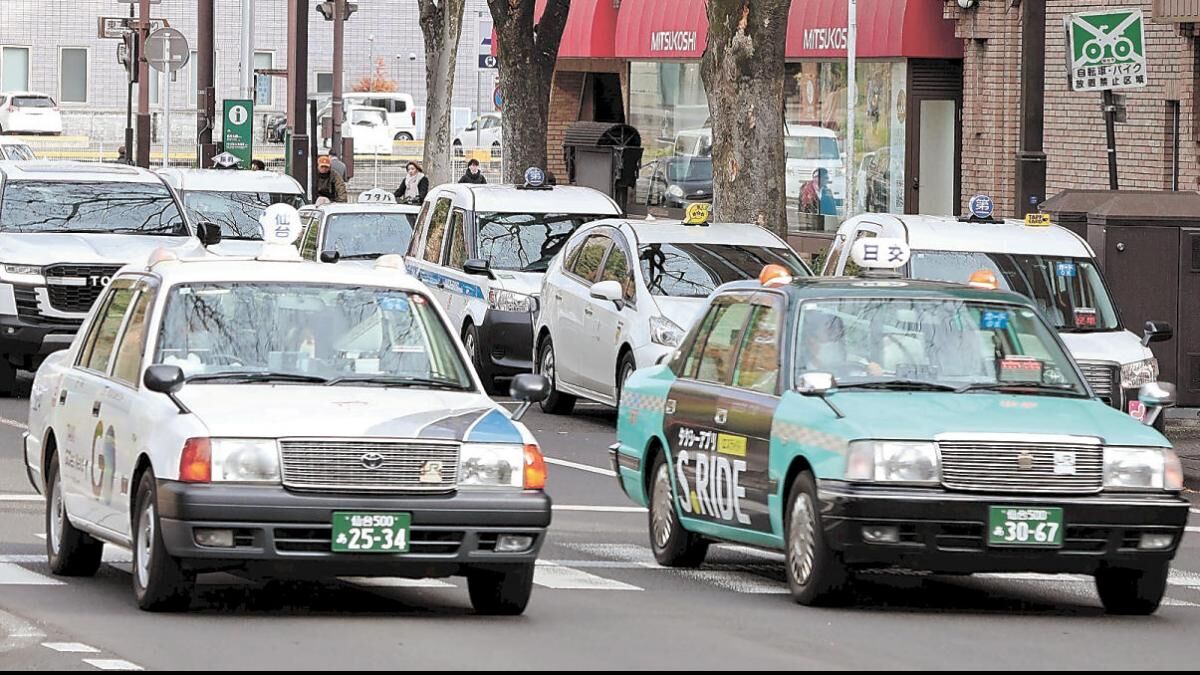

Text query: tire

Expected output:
[463,323,499,396]
[784,472,849,606]
[616,351,637,409]
[45,460,103,577]
[132,469,195,612]
[394,132,414,141]
[467,564,534,615]
[648,454,708,567]
[1095,564,1168,615]
[0,360,17,397]
[536,338,576,415]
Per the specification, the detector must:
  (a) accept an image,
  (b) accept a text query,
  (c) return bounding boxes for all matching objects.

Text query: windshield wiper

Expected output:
[837,379,960,392]
[339,252,389,260]
[954,382,1086,396]
[324,375,468,390]
[185,371,330,384]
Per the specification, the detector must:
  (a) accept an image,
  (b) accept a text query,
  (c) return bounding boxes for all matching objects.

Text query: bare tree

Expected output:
[418,0,468,186]
[702,0,791,236]
[487,0,570,183]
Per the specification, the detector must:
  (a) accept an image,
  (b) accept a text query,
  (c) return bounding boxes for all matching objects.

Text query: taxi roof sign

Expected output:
[358,188,396,204]
[967,194,995,220]
[1024,213,1052,227]
[850,237,911,271]
[520,166,550,190]
[257,203,304,261]
[682,202,711,226]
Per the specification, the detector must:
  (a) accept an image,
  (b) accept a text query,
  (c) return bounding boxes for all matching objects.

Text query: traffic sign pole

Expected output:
[1103,89,1119,189]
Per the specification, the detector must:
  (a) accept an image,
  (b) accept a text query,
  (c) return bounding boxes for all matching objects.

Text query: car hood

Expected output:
[1059,329,1153,367]
[491,270,543,297]
[208,239,265,257]
[651,296,708,331]
[180,385,523,441]
[0,232,200,265]
[813,391,1166,446]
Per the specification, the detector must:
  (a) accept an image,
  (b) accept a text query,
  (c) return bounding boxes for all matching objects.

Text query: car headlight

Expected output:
[1103,446,1181,490]
[0,263,45,283]
[845,440,940,484]
[1120,358,1158,389]
[666,185,685,198]
[210,439,280,483]
[458,443,524,488]
[488,289,537,313]
[649,315,685,347]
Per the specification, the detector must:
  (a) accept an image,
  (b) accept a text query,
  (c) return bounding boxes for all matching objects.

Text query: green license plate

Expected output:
[331,512,411,553]
[987,506,1064,547]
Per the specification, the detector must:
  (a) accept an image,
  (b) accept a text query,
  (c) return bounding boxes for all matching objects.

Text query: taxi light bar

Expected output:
[967,268,999,290]
[849,237,910,272]
[374,254,407,272]
[180,438,212,483]
[1024,213,1052,227]
[759,264,793,287]
[523,444,547,490]
[682,203,711,226]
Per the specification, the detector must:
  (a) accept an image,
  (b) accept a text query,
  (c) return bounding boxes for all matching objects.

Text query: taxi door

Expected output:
[408,194,455,316]
[439,207,471,323]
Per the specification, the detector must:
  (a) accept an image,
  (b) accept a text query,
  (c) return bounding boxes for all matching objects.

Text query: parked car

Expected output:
[783,124,845,214]
[156,168,306,256]
[0,92,63,135]
[298,197,422,265]
[0,137,36,160]
[453,113,501,155]
[636,156,713,208]
[343,92,420,141]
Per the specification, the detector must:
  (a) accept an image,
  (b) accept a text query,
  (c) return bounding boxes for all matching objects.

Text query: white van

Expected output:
[342,92,419,141]
[822,205,1172,427]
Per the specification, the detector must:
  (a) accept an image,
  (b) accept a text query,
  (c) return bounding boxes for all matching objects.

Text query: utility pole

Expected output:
[198,0,216,167]
[845,0,856,219]
[123,4,136,164]
[136,0,152,167]
[1015,0,1047,217]
[332,0,345,154]
[288,0,311,194]
[240,0,255,100]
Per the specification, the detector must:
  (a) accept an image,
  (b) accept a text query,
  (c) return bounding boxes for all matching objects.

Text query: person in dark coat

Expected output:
[395,161,430,204]
[459,158,487,184]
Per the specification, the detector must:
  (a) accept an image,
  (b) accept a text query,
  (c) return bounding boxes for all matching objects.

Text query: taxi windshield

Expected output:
[909,251,1120,332]
[183,191,306,239]
[324,212,417,259]
[795,297,1088,395]
[153,283,472,389]
[640,243,807,298]
[0,181,188,235]
[476,212,606,272]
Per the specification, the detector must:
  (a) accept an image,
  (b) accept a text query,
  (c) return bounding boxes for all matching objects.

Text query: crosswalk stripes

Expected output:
[532,562,642,591]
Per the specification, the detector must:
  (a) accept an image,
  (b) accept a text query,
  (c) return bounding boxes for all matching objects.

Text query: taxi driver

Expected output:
[798,310,883,378]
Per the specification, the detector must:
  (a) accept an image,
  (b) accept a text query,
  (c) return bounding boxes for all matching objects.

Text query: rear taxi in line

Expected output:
[23,206,553,614]
[298,189,421,265]
[611,238,1188,614]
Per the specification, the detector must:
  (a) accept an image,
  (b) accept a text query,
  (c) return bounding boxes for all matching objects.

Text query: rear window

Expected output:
[13,96,54,108]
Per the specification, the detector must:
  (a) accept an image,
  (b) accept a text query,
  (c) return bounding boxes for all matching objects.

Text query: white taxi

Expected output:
[23,206,553,614]
[156,168,306,256]
[298,189,421,265]
[404,169,622,393]
[534,205,809,413]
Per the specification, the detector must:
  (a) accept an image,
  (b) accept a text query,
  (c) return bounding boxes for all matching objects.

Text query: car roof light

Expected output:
[759,264,793,287]
[968,268,1000,290]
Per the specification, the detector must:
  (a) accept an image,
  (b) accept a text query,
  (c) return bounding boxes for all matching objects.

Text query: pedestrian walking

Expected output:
[395,162,429,205]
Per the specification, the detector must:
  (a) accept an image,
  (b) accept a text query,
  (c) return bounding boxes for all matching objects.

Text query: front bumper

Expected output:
[477,309,534,380]
[155,481,551,577]
[819,482,1189,575]
[0,314,78,362]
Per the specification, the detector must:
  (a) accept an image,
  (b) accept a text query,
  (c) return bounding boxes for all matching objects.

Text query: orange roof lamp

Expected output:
[967,269,999,290]
[759,264,794,287]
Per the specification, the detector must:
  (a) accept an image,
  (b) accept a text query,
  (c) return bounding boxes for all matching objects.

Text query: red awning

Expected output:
[613,0,962,60]
[538,0,619,59]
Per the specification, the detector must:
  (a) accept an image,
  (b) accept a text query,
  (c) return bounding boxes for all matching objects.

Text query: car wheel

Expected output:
[463,323,499,396]
[648,454,708,567]
[536,338,576,415]
[467,563,534,615]
[1095,563,1168,615]
[0,360,17,397]
[784,471,849,606]
[616,351,637,408]
[45,459,103,577]
[395,132,414,141]
[132,469,195,612]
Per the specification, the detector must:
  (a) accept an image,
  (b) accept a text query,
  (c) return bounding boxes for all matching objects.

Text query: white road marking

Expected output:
[0,562,64,586]
[715,544,786,563]
[543,457,616,477]
[33,534,45,541]
[561,542,658,564]
[82,659,143,671]
[1169,569,1200,588]
[0,494,42,502]
[42,642,101,653]
[552,505,645,513]
[532,562,642,590]
[0,554,44,563]
[676,570,789,595]
[1190,508,1200,516]
[0,416,28,431]
[0,609,45,654]
[339,577,455,589]
[975,573,1093,583]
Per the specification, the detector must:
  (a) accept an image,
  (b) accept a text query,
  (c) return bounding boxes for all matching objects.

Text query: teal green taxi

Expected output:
[609,271,1188,614]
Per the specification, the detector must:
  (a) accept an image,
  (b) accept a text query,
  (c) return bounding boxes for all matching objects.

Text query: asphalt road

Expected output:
[2,385,1200,670]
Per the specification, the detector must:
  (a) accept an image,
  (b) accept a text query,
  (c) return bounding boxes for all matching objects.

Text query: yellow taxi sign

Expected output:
[683,203,711,226]
[1024,213,1052,227]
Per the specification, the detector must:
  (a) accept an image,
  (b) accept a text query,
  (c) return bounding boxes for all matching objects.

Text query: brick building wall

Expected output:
[547,69,586,180]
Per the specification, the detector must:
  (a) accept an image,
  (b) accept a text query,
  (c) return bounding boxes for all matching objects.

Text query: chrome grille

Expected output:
[1077,360,1118,407]
[279,439,459,492]
[42,264,121,313]
[938,440,1103,494]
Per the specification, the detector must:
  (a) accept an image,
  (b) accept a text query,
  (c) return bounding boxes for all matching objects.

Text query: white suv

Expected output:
[534,217,808,413]
[0,92,63,135]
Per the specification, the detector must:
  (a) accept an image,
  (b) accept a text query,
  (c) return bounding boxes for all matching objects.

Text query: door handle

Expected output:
[554,293,563,302]
[912,177,920,190]
[58,389,67,405]
[584,307,594,316]
[92,401,102,418]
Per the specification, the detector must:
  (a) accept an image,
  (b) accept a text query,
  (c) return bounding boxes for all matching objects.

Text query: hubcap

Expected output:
[136,498,154,588]
[464,332,476,361]
[651,464,675,550]
[541,346,556,386]
[788,491,817,586]
[49,477,63,556]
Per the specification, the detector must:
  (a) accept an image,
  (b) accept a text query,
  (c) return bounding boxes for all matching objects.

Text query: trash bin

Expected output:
[563,122,642,211]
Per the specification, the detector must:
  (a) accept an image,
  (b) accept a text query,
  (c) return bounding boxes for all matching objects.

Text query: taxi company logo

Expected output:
[650,31,698,53]
[802,27,849,51]
[420,461,443,483]
[1016,451,1035,470]
[360,452,385,470]
[88,276,112,288]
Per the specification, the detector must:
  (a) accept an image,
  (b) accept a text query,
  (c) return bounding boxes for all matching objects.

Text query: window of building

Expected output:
[254,52,273,106]
[60,48,88,104]
[316,72,333,94]
[1,46,30,91]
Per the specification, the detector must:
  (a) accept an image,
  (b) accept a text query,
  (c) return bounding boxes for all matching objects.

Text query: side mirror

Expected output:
[143,364,190,414]
[796,372,844,419]
[1143,320,1173,347]
[463,258,493,278]
[319,250,340,263]
[197,222,222,247]
[1139,381,1177,427]
[508,373,550,421]
[590,280,625,309]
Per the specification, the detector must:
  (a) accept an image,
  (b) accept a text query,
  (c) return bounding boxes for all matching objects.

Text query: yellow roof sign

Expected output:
[1024,213,1052,227]
[683,202,711,226]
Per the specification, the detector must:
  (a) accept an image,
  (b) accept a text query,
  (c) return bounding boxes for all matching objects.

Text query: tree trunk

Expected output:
[419,0,467,187]
[701,0,791,236]
[488,0,570,183]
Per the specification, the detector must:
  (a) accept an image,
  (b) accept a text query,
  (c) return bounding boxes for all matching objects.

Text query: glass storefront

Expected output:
[626,60,908,232]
